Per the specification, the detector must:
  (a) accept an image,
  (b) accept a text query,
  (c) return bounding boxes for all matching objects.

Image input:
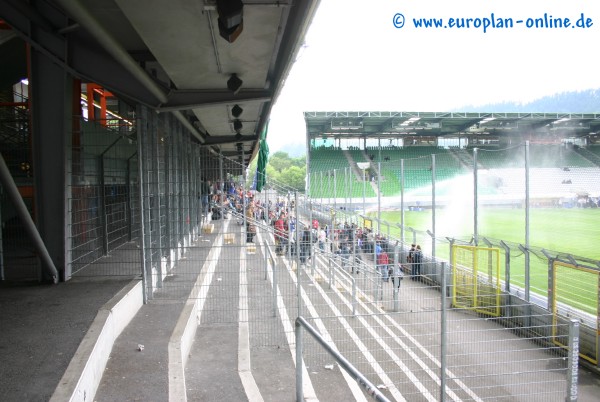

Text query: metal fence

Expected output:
[0,102,593,400]
[308,143,600,372]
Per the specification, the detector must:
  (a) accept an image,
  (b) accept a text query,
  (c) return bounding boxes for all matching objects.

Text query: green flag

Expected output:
[256,121,269,192]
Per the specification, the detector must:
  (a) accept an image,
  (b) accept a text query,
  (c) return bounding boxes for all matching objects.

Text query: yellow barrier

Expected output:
[452,245,501,317]
[551,260,599,365]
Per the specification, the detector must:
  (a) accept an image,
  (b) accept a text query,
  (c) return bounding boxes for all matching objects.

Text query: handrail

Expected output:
[295,316,391,402]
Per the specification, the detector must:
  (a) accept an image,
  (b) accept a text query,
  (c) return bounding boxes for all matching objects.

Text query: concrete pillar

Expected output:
[29,44,73,281]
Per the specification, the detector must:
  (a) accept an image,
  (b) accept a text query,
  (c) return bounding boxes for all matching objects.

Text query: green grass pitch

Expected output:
[374,207,600,314]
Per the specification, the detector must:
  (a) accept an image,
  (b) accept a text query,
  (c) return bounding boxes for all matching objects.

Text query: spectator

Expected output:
[377,251,390,282]
[407,244,416,279]
[299,228,311,264]
[318,227,326,251]
[274,214,286,255]
[413,245,423,281]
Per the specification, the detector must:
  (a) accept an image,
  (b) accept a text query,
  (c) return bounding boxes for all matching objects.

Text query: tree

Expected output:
[244,151,306,192]
[279,165,306,192]
[269,151,293,173]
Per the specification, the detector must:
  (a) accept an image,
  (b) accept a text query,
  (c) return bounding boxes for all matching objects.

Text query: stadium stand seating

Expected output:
[473,144,595,169]
[309,144,600,199]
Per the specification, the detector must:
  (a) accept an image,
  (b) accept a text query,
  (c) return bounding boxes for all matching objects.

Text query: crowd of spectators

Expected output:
[201,179,424,282]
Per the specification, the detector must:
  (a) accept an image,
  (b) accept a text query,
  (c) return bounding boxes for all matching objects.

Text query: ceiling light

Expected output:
[227,74,243,94]
[231,104,243,118]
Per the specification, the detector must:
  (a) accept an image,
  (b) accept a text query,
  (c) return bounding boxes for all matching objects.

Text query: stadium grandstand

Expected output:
[305,111,600,204]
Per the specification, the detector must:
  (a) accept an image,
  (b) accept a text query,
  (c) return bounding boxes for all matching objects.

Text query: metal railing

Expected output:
[295,316,391,402]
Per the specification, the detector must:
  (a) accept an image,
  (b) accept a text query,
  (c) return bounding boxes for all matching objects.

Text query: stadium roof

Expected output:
[304,111,600,140]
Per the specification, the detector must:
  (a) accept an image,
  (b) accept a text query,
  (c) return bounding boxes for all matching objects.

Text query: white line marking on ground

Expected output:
[238,245,265,402]
[255,231,319,402]
[283,257,405,402]
[314,255,482,402]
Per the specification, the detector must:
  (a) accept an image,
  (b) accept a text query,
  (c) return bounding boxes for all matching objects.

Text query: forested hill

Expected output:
[458,88,600,113]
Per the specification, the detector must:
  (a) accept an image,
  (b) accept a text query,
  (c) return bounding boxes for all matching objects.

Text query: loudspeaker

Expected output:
[231,104,243,118]
[227,74,243,94]
[217,0,243,43]
[217,0,243,28]
[233,119,243,133]
[219,19,243,43]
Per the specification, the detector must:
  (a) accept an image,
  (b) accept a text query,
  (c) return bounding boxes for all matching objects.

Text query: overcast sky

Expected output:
[266,0,600,153]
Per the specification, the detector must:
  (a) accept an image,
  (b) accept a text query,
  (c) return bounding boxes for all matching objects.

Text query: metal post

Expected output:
[524,141,531,301]
[272,247,278,317]
[99,154,109,256]
[310,198,316,276]
[431,154,436,258]
[242,149,247,243]
[295,320,304,402]
[408,227,416,245]
[351,277,357,316]
[499,240,511,293]
[566,319,580,401]
[333,169,337,220]
[328,169,331,206]
[481,237,494,285]
[400,159,405,243]
[473,148,478,245]
[344,167,348,213]
[447,238,455,294]
[440,261,447,402]
[219,151,224,218]
[295,191,301,318]
[287,195,293,260]
[165,122,173,259]
[377,162,381,233]
[320,171,324,205]
[362,167,366,214]
[373,227,377,286]
[349,165,353,215]
[394,245,400,312]
[518,243,531,328]
[264,242,268,281]
[427,230,435,275]
[137,106,150,302]
[519,243,530,302]
[153,115,164,284]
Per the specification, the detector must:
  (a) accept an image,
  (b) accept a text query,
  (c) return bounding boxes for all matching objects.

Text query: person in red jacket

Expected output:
[377,251,390,282]
[274,214,287,255]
